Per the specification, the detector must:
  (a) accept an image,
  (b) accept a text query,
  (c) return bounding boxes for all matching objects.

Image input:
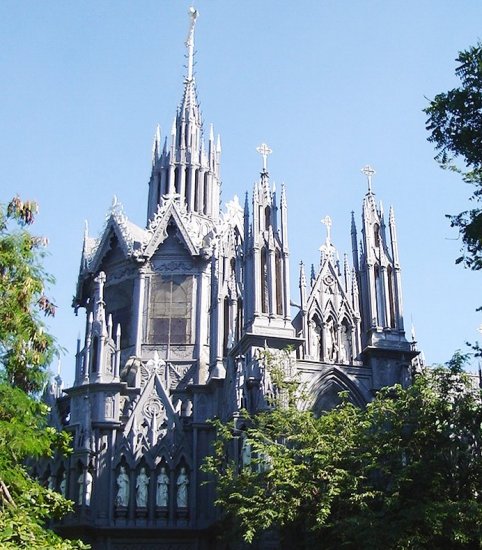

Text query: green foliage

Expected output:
[0,198,88,549]
[205,353,482,549]
[424,43,482,271]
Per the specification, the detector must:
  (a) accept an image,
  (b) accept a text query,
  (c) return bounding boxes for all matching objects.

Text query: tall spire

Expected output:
[147,6,222,222]
[185,7,199,83]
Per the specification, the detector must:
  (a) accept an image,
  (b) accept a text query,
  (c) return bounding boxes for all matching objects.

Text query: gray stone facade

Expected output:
[41,9,419,549]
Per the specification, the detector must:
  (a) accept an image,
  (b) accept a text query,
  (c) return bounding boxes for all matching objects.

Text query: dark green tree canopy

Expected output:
[424,43,482,270]
[205,353,482,549]
[0,197,88,549]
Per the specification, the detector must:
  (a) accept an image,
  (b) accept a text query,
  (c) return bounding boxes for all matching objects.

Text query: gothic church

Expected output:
[43,8,418,549]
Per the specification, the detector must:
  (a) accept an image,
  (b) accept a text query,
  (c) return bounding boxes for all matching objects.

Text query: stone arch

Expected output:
[306,367,369,414]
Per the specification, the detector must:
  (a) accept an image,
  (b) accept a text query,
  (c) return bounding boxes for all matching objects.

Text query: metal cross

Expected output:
[321,215,332,245]
[256,143,272,172]
[361,165,376,193]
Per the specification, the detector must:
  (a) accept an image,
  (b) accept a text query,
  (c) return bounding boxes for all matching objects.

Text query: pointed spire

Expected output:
[216,134,222,154]
[389,205,400,266]
[351,211,359,272]
[280,183,287,207]
[185,7,199,83]
[299,261,307,288]
[151,124,161,166]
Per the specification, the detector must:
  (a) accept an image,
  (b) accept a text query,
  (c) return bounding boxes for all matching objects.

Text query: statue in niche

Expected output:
[47,474,55,490]
[156,466,169,507]
[105,395,114,418]
[340,324,352,364]
[78,470,93,506]
[59,472,66,497]
[311,320,322,360]
[116,466,130,507]
[176,467,189,508]
[326,320,338,362]
[136,467,149,507]
[241,435,251,468]
[235,356,246,409]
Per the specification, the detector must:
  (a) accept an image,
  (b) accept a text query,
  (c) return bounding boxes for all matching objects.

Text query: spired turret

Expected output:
[354,165,417,388]
[147,7,221,223]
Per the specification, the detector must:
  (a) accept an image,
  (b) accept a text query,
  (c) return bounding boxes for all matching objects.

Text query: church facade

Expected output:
[43,9,418,549]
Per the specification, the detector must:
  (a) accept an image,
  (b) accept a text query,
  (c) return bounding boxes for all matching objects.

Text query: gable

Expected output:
[151,222,194,261]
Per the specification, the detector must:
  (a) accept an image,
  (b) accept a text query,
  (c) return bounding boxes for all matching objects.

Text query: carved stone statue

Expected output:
[176,467,189,508]
[47,474,55,490]
[59,472,66,497]
[116,466,130,507]
[78,470,93,506]
[156,466,169,507]
[341,324,352,363]
[136,467,149,507]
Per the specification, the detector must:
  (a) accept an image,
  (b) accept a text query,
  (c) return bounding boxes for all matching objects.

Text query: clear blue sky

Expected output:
[1,1,481,385]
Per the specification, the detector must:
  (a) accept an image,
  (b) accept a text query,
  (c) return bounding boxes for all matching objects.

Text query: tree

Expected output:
[424,43,482,271]
[205,354,482,549]
[0,197,89,549]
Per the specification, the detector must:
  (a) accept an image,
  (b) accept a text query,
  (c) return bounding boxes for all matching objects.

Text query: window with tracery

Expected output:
[148,274,193,344]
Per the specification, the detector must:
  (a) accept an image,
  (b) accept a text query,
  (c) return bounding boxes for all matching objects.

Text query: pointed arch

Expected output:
[307,367,369,414]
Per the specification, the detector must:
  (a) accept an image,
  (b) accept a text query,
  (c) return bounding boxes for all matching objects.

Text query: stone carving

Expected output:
[176,467,189,508]
[78,470,93,506]
[116,466,130,507]
[136,467,149,507]
[105,395,114,418]
[59,472,66,496]
[48,474,55,490]
[341,324,352,364]
[156,466,169,507]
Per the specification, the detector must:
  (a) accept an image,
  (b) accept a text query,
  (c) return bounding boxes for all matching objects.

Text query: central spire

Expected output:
[146,7,222,223]
[185,7,199,83]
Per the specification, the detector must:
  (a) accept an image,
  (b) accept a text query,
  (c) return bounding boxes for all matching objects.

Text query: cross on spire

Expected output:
[321,215,332,245]
[256,143,272,172]
[361,165,376,194]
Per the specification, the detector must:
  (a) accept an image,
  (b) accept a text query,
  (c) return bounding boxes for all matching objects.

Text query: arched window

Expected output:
[194,170,199,211]
[264,206,271,230]
[261,248,268,314]
[275,250,283,315]
[203,172,209,214]
[223,297,230,355]
[374,266,384,325]
[387,265,396,328]
[174,166,180,195]
[236,298,243,341]
[91,336,99,373]
[373,223,380,248]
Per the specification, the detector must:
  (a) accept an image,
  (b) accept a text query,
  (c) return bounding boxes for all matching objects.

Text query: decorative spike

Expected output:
[299,261,306,288]
[216,134,221,153]
[107,314,113,339]
[310,263,316,285]
[185,7,199,82]
[280,183,287,206]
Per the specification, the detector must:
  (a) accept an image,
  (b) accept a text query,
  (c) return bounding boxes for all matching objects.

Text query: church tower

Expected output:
[147,8,221,223]
[352,166,417,389]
